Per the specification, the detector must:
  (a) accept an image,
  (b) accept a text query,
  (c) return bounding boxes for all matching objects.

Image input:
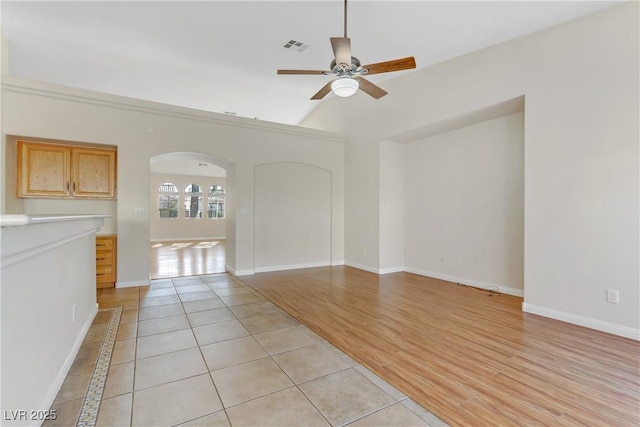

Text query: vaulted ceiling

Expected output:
[2,1,618,126]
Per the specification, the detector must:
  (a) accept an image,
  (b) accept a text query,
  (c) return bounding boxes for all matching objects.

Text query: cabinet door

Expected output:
[72,148,117,198]
[17,141,71,197]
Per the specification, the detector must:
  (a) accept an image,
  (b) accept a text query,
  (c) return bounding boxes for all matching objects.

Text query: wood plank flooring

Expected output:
[239,266,640,426]
[150,239,226,279]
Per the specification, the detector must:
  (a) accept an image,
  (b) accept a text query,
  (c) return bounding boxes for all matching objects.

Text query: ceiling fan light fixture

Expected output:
[331,76,359,97]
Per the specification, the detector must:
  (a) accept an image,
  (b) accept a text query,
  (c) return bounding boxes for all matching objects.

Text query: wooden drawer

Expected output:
[96,235,116,288]
[95,250,113,266]
[96,238,114,250]
[96,264,114,277]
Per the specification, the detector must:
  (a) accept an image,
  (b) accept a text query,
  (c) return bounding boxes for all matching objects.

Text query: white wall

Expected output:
[343,135,380,271]
[404,112,524,295]
[149,173,226,241]
[1,216,102,426]
[302,3,639,338]
[379,141,404,273]
[254,162,331,271]
[1,78,345,284]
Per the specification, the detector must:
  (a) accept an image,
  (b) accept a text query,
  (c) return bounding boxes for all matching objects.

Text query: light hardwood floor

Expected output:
[239,267,640,427]
[150,239,226,279]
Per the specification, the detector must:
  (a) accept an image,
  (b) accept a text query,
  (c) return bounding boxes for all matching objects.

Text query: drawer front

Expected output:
[96,238,114,250]
[96,250,113,266]
[96,265,114,282]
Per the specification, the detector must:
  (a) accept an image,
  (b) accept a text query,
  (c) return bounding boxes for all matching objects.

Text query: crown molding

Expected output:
[1,76,345,143]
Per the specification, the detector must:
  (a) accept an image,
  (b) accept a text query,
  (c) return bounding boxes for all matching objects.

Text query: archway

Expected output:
[149,152,235,278]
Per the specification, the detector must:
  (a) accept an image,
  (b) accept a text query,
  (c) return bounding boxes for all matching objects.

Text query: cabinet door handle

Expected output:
[73,182,76,191]
[96,257,106,261]
[67,182,70,191]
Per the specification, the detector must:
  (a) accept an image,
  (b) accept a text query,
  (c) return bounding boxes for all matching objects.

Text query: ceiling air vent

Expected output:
[283,40,309,52]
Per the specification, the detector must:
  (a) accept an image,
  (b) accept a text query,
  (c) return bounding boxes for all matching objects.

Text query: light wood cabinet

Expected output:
[96,235,117,288]
[17,140,117,199]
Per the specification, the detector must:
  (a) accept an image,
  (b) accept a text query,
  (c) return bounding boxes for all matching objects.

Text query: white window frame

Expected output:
[158,182,179,219]
[207,185,225,219]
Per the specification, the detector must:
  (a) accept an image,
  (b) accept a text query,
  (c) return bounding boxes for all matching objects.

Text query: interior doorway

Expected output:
[149,152,231,279]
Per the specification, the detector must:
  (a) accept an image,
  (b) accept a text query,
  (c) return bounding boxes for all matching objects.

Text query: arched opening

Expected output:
[149,152,234,278]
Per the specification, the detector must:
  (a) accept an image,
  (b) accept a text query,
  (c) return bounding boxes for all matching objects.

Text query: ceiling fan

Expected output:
[277,0,416,100]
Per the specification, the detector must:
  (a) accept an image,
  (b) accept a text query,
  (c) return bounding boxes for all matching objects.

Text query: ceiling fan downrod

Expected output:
[343,0,348,38]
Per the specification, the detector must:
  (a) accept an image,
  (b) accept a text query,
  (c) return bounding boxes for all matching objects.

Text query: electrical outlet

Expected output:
[606,289,619,304]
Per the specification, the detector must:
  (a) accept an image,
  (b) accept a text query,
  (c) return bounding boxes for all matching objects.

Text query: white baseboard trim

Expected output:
[404,267,524,297]
[344,261,380,274]
[379,266,405,274]
[344,262,405,275]
[116,280,149,288]
[150,237,226,242]
[40,303,98,423]
[331,260,345,267]
[226,265,255,276]
[254,261,331,274]
[522,303,640,341]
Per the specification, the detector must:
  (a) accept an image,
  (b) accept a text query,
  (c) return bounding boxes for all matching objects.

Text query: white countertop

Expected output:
[0,214,110,227]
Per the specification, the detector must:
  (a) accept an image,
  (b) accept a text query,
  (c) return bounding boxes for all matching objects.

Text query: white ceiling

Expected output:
[2,0,619,128]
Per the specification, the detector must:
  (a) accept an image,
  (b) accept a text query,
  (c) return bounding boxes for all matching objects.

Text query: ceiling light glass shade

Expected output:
[331,77,359,97]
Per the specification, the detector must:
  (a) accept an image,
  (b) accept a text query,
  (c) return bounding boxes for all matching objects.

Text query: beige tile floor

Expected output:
[46,274,447,427]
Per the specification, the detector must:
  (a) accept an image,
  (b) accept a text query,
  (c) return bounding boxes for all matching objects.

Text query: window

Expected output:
[158,183,179,218]
[208,185,225,218]
[184,183,203,218]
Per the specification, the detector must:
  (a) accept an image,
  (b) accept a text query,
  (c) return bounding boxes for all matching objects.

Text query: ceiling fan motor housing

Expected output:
[330,57,365,76]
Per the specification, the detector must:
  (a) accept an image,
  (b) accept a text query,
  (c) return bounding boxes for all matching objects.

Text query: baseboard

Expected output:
[226,265,254,276]
[522,303,640,341]
[150,237,226,242]
[254,261,331,274]
[404,267,524,297]
[344,261,404,275]
[331,260,345,267]
[40,303,98,422]
[116,280,149,288]
[379,266,405,274]
[344,261,380,274]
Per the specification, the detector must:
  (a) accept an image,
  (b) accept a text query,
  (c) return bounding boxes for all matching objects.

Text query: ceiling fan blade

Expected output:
[311,80,335,100]
[330,37,352,67]
[363,56,416,75]
[277,69,328,75]
[354,77,388,99]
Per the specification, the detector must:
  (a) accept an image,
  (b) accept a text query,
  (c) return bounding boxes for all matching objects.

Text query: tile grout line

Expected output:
[178,276,234,427]
[76,306,123,427]
[129,286,141,427]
